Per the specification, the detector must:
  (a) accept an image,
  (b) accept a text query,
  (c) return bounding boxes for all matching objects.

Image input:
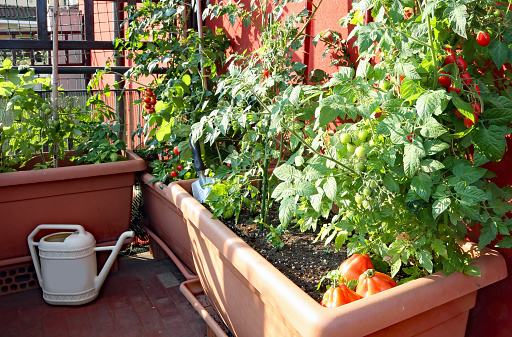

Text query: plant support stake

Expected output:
[51,0,59,167]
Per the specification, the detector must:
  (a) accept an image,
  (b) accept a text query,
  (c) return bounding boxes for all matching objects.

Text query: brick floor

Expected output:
[0,252,211,337]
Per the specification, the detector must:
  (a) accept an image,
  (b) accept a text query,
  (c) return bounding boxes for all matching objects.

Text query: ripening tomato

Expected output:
[460,72,472,87]
[464,114,478,127]
[320,284,363,308]
[443,49,456,66]
[471,102,482,115]
[173,146,181,155]
[355,269,397,297]
[448,84,461,94]
[338,253,375,281]
[438,71,451,89]
[456,57,467,72]
[476,31,490,47]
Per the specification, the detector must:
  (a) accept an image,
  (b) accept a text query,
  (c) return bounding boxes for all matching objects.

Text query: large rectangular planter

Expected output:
[138,172,196,276]
[169,179,507,337]
[0,150,146,267]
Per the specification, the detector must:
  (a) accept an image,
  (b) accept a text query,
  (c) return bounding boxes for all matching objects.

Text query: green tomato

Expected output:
[355,194,364,204]
[354,162,366,172]
[340,133,351,144]
[379,80,390,90]
[361,200,370,209]
[494,9,501,17]
[363,187,372,196]
[355,146,366,158]
[357,130,369,141]
[369,181,378,188]
[347,143,356,153]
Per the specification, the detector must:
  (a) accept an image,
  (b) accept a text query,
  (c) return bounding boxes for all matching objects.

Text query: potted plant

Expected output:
[0,60,146,269]
[172,0,512,335]
[104,0,230,275]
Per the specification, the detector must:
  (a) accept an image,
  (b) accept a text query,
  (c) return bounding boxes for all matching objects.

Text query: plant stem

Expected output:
[426,16,438,87]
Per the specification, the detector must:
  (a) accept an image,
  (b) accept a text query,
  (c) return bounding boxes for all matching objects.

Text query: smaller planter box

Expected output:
[0,150,146,268]
[170,179,507,337]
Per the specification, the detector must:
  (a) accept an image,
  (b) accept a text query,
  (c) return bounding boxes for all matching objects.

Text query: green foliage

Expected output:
[0,60,125,172]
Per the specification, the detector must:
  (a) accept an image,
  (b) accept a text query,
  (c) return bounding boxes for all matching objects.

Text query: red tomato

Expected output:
[460,72,472,87]
[464,114,478,127]
[145,103,152,109]
[320,284,363,308]
[170,170,178,178]
[146,89,154,97]
[456,57,467,72]
[476,31,490,47]
[474,85,481,96]
[262,69,270,79]
[144,96,152,104]
[173,146,181,155]
[338,253,374,281]
[150,98,157,105]
[448,84,461,94]
[438,72,451,89]
[355,269,397,298]
[455,108,463,119]
[176,164,184,171]
[147,108,155,114]
[406,134,413,142]
[472,102,482,115]
[443,49,456,66]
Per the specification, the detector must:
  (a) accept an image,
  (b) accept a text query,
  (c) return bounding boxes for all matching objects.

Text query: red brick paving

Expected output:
[0,252,211,337]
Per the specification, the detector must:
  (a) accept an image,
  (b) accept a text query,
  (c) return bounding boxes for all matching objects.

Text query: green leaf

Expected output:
[279,197,296,226]
[432,197,451,219]
[296,181,318,197]
[334,231,348,251]
[390,255,402,278]
[459,186,488,204]
[478,226,496,250]
[431,239,448,257]
[423,140,450,155]
[463,265,481,277]
[491,40,509,68]
[416,90,447,119]
[388,0,404,23]
[403,142,425,177]
[417,249,434,273]
[271,181,294,200]
[484,108,512,125]
[472,125,507,162]
[310,188,324,212]
[384,174,400,193]
[444,3,467,38]
[289,85,302,108]
[395,63,421,80]
[420,117,447,138]
[316,95,346,129]
[411,173,433,202]
[274,164,300,182]
[420,159,444,173]
[496,236,512,249]
[323,177,337,201]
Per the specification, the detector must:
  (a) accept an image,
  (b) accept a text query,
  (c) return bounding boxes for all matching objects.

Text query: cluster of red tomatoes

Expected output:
[438,49,482,128]
[143,88,157,114]
[169,146,183,178]
[321,254,397,308]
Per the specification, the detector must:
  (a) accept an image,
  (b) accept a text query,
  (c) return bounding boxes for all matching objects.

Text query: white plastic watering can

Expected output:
[28,224,133,306]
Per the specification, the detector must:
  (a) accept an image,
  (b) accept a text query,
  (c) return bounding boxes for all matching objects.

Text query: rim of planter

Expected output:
[0,150,146,187]
[169,178,508,337]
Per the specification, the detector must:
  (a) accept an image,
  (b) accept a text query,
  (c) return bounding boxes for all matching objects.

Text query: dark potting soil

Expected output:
[221,207,348,303]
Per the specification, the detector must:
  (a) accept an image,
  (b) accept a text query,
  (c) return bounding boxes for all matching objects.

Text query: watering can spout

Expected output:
[93,230,134,291]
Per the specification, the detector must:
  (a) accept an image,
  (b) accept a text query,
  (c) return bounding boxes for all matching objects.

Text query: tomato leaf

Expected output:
[472,125,507,162]
[274,164,301,182]
[279,197,296,226]
[403,142,425,177]
[490,40,509,69]
[484,108,512,125]
[496,236,512,249]
[296,181,318,197]
[316,95,347,129]
[417,250,434,273]
[411,173,433,202]
[432,197,451,219]
[444,3,467,39]
[420,117,447,138]
[323,177,337,201]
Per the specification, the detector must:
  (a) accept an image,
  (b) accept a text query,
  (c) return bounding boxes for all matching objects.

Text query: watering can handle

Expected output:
[27,224,86,288]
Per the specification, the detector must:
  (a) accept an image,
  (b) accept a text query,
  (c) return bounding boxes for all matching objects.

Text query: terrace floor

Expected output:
[0,250,219,337]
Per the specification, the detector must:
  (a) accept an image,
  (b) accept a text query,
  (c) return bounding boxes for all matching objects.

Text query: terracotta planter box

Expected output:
[169,179,507,337]
[137,172,196,276]
[0,150,146,267]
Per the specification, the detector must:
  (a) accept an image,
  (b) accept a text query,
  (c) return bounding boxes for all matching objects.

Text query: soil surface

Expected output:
[221,207,347,303]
